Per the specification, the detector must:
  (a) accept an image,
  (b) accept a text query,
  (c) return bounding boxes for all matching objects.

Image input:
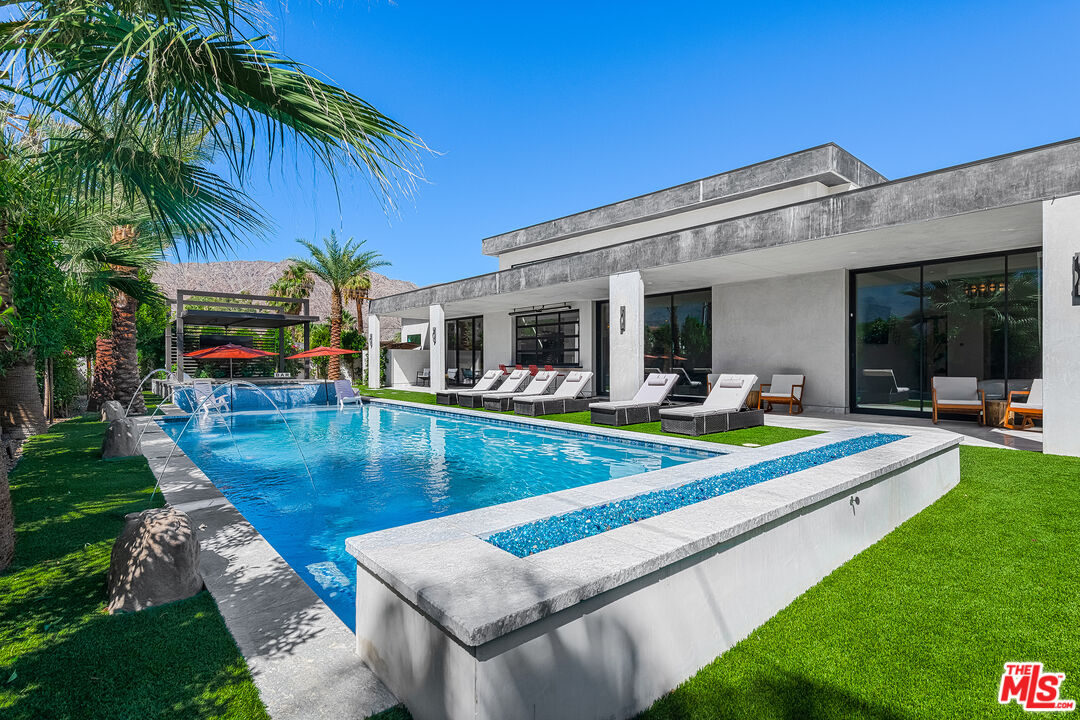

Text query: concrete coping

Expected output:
[346,425,962,648]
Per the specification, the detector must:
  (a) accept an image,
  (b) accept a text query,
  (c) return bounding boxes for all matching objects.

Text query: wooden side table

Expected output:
[984,399,1008,427]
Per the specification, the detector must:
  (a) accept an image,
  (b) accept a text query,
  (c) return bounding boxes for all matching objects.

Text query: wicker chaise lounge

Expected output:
[589,373,679,426]
[931,376,986,424]
[482,371,559,411]
[513,371,595,416]
[456,369,531,408]
[659,373,762,436]
[1004,379,1043,429]
[436,369,503,405]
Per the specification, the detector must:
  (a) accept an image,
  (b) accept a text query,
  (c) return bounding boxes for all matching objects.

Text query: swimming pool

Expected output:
[158,403,719,628]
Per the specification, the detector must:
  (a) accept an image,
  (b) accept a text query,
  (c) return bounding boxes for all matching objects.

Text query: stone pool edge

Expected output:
[135,415,399,720]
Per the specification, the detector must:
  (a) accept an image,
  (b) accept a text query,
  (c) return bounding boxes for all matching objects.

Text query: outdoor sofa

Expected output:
[659,373,762,436]
[436,369,503,405]
[513,371,595,416]
[482,371,559,411]
[589,373,679,426]
[456,369,531,408]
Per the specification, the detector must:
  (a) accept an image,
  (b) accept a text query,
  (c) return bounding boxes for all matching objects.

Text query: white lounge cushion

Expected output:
[933,376,980,402]
[937,399,983,407]
[663,373,758,417]
[1025,379,1044,409]
[459,369,529,397]
[767,374,805,399]
[552,371,593,399]
[470,370,504,392]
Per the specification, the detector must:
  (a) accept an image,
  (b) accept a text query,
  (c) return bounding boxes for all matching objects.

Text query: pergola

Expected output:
[166,289,319,380]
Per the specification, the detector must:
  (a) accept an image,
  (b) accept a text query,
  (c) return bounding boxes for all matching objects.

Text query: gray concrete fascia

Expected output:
[481,143,886,256]
[372,136,1080,316]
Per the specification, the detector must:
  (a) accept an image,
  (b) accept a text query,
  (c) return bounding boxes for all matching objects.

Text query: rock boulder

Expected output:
[107,506,203,613]
[101,418,139,459]
[101,400,126,422]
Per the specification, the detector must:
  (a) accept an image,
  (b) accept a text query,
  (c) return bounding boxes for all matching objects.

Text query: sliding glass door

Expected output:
[445,316,483,386]
[851,250,1042,415]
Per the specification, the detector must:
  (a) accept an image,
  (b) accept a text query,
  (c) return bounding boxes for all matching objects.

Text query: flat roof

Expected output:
[372,136,1080,317]
[181,309,319,329]
[481,143,887,256]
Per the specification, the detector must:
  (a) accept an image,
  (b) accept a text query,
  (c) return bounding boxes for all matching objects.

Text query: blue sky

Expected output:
[208,0,1080,286]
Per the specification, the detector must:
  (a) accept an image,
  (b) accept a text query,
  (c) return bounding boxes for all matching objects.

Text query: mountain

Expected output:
[152,260,417,340]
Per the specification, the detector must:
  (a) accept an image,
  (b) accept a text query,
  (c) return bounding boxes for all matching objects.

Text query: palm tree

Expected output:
[1,0,424,411]
[343,273,374,337]
[290,232,389,380]
[270,264,315,315]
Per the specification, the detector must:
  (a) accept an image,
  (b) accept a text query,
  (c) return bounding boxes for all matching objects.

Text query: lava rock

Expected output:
[107,506,203,613]
[100,400,126,423]
[101,418,139,459]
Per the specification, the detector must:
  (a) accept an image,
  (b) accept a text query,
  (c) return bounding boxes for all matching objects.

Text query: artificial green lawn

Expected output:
[0,416,270,720]
[638,446,1080,719]
[358,387,821,447]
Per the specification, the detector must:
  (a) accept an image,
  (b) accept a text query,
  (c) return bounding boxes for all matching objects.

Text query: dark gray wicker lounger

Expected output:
[659,407,764,436]
[513,396,593,416]
[480,371,559,411]
[455,369,530,408]
[588,373,680,427]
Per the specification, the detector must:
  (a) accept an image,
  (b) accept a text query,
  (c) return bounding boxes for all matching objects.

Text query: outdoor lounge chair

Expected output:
[513,371,595,416]
[589,373,679,426]
[437,369,504,405]
[192,379,228,413]
[334,379,362,408]
[1005,379,1043,430]
[482,371,558,411]
[456,369,530,408]
[659,373,762,436]
[860,369,910,404]
[758,374,805,414]
[931,376,985,424]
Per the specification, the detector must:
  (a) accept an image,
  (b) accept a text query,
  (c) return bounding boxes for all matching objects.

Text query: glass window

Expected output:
[445,316,483,385]
[514,310,580,367]
[852,250,1041,415]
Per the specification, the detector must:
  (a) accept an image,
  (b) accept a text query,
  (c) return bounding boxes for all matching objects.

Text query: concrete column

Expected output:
[368,315,382,389]
[429,304,446,392]
[1042,197,1080,456]
[608,271,645,401]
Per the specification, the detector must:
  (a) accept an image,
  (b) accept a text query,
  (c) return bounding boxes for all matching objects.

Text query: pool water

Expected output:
[158,403,718,628]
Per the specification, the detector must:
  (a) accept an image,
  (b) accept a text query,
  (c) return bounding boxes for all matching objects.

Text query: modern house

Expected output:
[367,140,1080,457]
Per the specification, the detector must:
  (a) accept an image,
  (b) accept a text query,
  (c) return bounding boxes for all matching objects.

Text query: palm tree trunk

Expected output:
[355,295,365,336]
[88,335,114,412]
[0,350,48,441]
[329,289,342,380]
[106,225,145,415]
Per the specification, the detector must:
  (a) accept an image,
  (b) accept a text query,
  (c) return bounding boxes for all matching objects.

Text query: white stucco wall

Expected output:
[497,182,851,269]
[400,321,428,348]
[387,349,428,387]
[712,269,848,412]
[1041,196,1080,456]
[482,312,513,370]
[428,305,446,392]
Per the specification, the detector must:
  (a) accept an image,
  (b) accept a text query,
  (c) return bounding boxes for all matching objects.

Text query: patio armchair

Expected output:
[334,380,362,409]
[513,371,595,416]
[192,379,229,413]
[437,369,504,405]
[1004,379,1043,430]
[416,368,431,387]
[447,368,460,386]
[931,376,985,425]
[482,371,559,411]
[456,369,531,408]
[660,374,762,436]
[758,374,805,414]
[589,373,679,426]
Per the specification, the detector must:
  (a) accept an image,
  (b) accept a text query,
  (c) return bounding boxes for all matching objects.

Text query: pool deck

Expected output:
[139,399,968,720]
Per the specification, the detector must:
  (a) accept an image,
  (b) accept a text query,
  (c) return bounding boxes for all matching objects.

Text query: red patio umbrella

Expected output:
[286,346,359,405]
[189,344,278,378]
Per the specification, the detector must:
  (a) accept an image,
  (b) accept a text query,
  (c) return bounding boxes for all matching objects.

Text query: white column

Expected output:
[367,314,382,389]
[608,271,645,401]
[1042,196,1080,456]
[429,304,446,392]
